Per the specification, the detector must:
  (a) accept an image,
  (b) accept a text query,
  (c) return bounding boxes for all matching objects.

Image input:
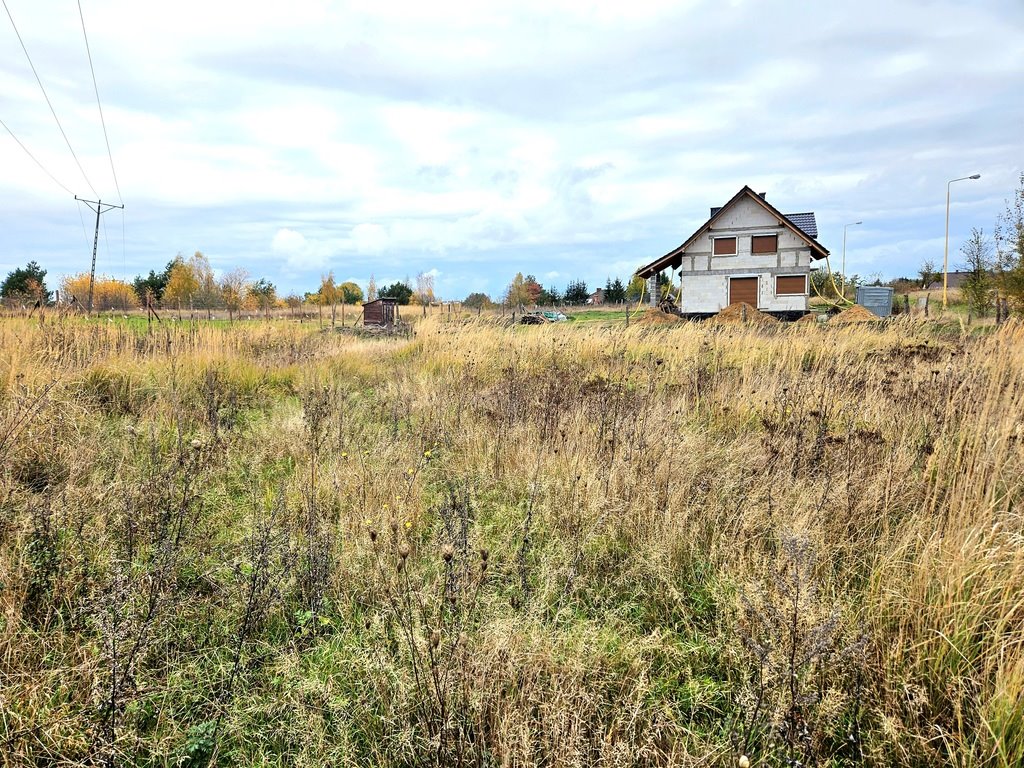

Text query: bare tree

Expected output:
[415,271,435,314]
[958,228,993,316]
[220,268,249,322]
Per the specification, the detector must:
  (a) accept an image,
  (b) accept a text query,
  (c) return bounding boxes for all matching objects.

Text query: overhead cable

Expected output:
[2,0,99,197]
[0,115,74,194]
[77,0,121,204]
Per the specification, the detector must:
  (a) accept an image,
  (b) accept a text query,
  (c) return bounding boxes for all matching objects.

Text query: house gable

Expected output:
[635,186,829,278]
[712,195,781,231]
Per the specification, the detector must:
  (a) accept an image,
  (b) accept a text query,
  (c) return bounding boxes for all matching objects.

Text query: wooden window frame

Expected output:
[751,233,779,254]
[775,274,808,296]
[712,236,737,256]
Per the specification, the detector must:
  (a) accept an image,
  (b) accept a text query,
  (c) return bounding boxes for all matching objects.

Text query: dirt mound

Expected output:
[797,312,821,323]
[709,302,779,326]
[633,308,684,326]
[831,305,879,324]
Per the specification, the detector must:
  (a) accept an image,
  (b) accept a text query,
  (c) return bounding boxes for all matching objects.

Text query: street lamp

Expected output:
[943,173,981,309]
[841,221,862,297]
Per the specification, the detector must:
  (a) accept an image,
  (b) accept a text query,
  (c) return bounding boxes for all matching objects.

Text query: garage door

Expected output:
[729,277,758,306]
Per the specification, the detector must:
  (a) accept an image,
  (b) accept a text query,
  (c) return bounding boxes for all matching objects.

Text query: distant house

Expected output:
[588,288,604,305]
[634,186,829,318]
[925,271,971,291]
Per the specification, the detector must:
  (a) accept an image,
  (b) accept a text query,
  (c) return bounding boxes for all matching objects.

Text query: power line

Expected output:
[77,0,121,205]
[2,0,99,198]
[76,199,91,246]
[0,116,74,195]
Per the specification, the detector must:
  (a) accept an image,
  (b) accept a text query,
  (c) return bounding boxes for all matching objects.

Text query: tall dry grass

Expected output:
[1,313,1022,766]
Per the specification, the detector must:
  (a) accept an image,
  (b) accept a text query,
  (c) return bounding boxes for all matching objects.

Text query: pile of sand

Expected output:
[796,312,821,324]
[831,304,879,324]
[709,302,779,326]
[633,308,684,326]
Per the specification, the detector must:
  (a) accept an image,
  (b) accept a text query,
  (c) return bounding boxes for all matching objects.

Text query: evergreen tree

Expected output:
[378,281,413,304]
[604,277,627,303]
[563,279,589,305]
[538,285,562,305]
[132,259,175,304]
[1,260,50,304]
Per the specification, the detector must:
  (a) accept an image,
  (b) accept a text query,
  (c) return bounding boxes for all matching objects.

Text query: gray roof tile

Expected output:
[784,212,817,239]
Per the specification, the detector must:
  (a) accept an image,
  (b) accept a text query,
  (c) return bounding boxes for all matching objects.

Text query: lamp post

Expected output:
[841,221,862,298]
[943,174,981,310]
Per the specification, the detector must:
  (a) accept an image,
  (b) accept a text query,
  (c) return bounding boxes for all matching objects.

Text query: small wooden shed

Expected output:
[363,298,399,327]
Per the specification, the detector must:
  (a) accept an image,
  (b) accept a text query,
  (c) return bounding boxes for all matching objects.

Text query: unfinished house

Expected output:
[634,186,829,319]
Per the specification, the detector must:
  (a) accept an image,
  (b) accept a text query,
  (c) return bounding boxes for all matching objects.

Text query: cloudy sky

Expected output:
[2,0,1022,299]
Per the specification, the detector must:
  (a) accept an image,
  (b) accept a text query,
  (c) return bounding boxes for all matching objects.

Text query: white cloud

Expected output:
[272,228,307,253]
[1,0,1021,295]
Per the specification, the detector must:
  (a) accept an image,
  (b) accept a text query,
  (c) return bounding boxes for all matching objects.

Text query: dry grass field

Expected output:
[1,313,1022,766]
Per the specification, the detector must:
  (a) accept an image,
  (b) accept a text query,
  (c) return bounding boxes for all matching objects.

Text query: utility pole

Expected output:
[75,196,124,313]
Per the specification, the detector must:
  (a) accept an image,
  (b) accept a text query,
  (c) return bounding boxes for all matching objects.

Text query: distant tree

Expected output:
[163,255,199,309]
[249,278,277,318]
[887,277,919,295]
[958,227,994,316]
[994,172,1024,314]
[463,292,492,309]
[810,269,856,300]
[339,281,363,304]
[60,274,137,311]
[504,273,530,309]
[523,275,543,305]
[604,277,627,304]
[657,272,677,299]
[132,261,173,304]
[220,268,249,321]
[537,285,561,305]
[378,281,412,304]
[1,260,50,305]
[284,293,303,317]
[563,279,589,305]
[415,271,436,306]
[320,272,339,325]
[918,259,940,290]
[367,273,378,301]
[625,275,646,302]
[189,251,221,309]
